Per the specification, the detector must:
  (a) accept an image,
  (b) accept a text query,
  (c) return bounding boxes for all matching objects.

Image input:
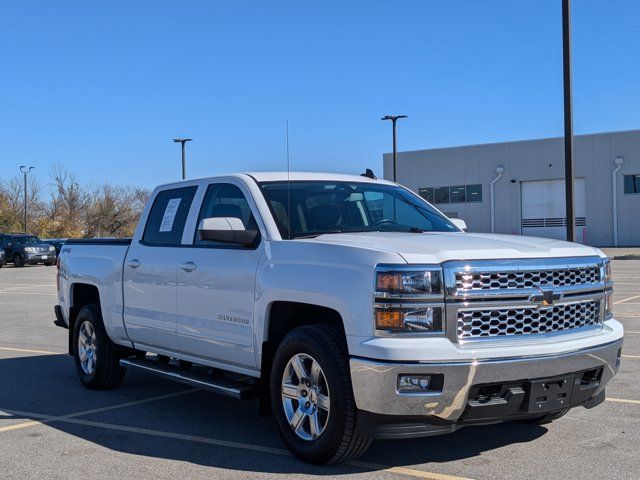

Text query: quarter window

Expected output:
[624,175,640,194]
[142,186,197,245]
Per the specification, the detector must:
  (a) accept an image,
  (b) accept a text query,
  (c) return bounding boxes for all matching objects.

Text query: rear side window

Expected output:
[142,186,197,245]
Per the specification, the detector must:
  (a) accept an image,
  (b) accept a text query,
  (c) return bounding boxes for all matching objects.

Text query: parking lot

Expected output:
[0,260,639,480]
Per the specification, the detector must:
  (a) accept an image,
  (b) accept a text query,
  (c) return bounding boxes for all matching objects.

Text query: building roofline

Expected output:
[384,127,640,156]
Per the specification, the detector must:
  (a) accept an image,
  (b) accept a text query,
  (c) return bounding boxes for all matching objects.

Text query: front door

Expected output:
[176,182,262,368]
[123,185,197,350]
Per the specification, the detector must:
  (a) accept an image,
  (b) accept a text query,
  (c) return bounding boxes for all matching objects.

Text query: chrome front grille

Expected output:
[444,256,607,343]
[457,300,600,339]
[455,266,600,291]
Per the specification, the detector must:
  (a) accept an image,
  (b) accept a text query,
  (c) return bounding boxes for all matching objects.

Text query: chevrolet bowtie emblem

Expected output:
[529,287,562,307]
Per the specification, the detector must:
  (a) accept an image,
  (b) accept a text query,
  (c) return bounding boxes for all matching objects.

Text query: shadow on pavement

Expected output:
[0,353,547,475]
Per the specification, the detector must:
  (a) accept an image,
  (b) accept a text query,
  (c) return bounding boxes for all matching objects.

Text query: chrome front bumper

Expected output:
[350,338,622,420]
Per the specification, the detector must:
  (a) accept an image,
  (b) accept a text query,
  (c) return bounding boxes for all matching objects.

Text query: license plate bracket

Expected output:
[527,375,575,413]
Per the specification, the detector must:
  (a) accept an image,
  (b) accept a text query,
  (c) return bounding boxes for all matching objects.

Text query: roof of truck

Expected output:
[156,171,396,190]
[245,171,394,184]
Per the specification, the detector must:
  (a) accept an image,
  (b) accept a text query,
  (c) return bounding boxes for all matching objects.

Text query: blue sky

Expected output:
[0,1,638,189]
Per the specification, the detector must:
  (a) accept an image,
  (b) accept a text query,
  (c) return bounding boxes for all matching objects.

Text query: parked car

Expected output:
[0,247,5,268]
[54,172,623,464]
[42,238,67,255]
[0,233,57,267]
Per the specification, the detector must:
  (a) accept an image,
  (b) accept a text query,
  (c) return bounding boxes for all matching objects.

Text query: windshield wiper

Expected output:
[294,230,344,239]
[410,226,425,233]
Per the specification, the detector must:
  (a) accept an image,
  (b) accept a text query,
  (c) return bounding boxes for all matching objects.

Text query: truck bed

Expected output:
[64,238,132,245]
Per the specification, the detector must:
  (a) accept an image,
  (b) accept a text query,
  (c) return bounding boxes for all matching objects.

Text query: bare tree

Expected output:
[0,166,148,238]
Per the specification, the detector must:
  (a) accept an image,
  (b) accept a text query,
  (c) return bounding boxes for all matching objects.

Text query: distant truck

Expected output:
[0,233,57,267]
[55,172,623,464]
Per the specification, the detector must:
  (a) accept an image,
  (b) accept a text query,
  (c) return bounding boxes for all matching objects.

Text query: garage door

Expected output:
[521,179,587,244]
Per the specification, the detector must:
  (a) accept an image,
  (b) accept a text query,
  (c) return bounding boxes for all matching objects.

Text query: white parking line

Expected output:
[0,291,57,297]
[0,347,62,355]
[0,389,198,433]
[614,294,640,305]
[0,408,472,480]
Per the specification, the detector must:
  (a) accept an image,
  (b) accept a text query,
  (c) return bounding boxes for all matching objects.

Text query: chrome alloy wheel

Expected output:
[78,320,98,375]
[281,353,330,441]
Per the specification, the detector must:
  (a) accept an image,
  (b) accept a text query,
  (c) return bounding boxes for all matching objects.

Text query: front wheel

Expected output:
[73,304,126,390]
[270,324,371,464]
[13,254,24,268]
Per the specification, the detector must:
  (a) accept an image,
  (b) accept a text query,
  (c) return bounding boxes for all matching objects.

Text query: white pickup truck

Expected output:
[55,172,623,464]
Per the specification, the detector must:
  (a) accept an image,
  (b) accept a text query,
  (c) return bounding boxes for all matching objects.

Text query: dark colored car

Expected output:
[42,238,67,256]
[0,234,57,267]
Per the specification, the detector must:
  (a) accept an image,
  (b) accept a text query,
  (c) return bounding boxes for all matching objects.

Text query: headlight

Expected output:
[376,269,442,295]
[602,258,613,320]
[48,245,55,251]
[24,247,36,253]
[374,266,445,333]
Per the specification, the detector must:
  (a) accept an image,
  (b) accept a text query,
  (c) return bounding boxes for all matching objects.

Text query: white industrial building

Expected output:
[383,129,640,247]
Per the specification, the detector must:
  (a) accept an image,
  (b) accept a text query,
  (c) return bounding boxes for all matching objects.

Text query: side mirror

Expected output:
[197,217,258,246]
[450,218,467,231]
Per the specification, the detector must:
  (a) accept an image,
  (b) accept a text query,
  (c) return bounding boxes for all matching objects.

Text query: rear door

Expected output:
[123,186,197,350]
[175,181,263,368]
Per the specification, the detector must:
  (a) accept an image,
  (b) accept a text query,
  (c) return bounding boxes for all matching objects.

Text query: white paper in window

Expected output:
[159,198,182,232]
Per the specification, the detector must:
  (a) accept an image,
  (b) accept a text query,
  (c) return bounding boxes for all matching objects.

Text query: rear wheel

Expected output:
[73,303,126,390]
[270,324,371,464]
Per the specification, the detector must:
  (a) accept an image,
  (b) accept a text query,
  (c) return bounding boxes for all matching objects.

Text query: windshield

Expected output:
[258,181,458,239]
[14,236,40,245]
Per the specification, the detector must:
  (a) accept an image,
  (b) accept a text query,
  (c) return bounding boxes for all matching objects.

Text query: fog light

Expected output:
[398,375,432,393]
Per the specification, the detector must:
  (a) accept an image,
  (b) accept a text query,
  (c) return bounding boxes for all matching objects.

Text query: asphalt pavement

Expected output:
[0,260,639,480]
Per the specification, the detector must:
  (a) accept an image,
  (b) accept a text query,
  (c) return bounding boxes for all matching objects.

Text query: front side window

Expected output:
[259,181,458,239]
[194,183,259,246]
[142,186,197,246]
[624,175,640,194]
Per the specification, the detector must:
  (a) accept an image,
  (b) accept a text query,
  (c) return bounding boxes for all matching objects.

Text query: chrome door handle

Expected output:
[179,261,197,272]
[127,259,141,269]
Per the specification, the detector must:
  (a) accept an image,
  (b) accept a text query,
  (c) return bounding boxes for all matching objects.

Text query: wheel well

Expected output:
[68,283,100,355]
[258,301,345,416]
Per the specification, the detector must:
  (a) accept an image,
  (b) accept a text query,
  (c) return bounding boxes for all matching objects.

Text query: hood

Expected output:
[299,231,603,264]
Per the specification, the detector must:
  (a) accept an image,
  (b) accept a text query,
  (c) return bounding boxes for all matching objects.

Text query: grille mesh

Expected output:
[456,267,600,291]
[457,301,600,339]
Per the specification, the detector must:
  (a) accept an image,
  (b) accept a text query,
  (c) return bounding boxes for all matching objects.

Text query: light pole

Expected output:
[19,166,34,234]
[381,115,407,182]
[173,138,192,180]
[562,0,575,242]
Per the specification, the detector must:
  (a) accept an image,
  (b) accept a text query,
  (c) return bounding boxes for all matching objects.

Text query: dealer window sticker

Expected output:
[159,198,182,232]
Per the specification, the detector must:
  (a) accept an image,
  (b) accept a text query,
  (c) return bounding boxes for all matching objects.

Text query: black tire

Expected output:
[13,254,24,268]
[73,303,126,390]
[270,324,371,464]
[523,408,569,425]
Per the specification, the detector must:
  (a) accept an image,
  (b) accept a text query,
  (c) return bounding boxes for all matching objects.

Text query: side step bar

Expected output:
[119,358,258,400]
